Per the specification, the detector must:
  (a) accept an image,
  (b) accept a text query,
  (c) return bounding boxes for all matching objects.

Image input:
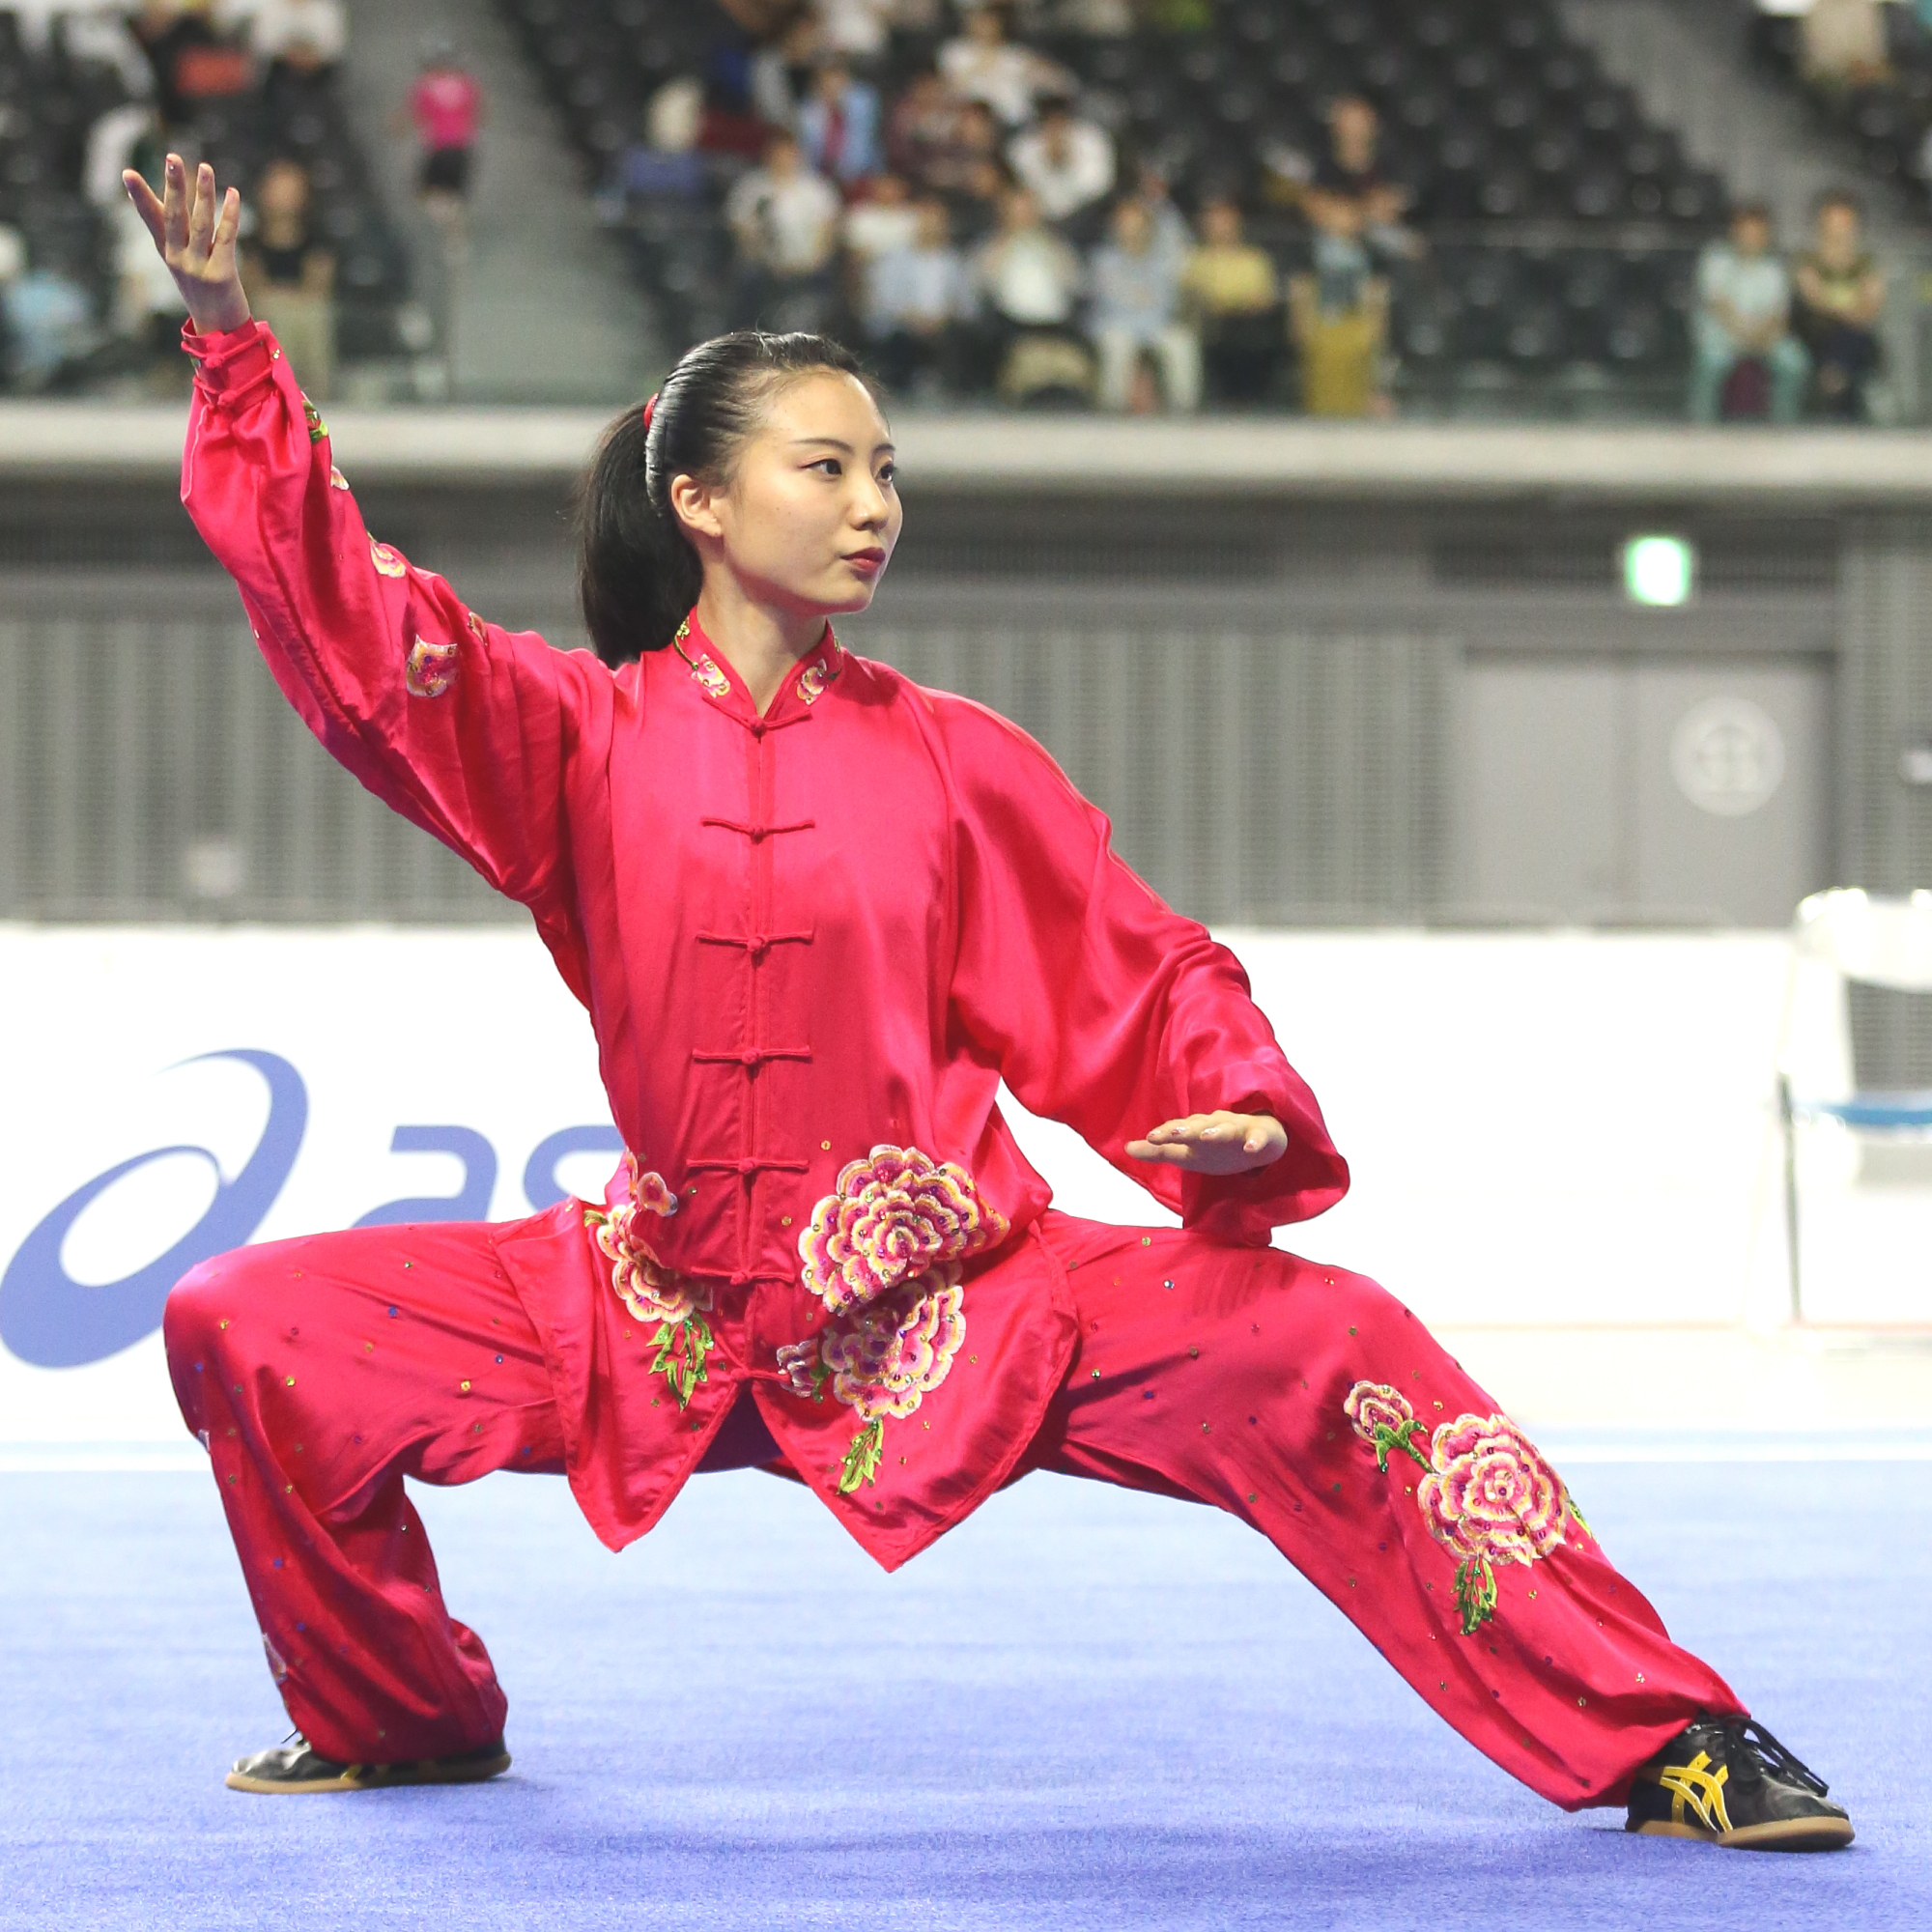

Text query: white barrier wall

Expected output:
[0,924,1827,1449]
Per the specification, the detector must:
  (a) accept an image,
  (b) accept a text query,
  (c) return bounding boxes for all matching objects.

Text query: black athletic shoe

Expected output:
[224,1730,511,1794]
[1626,1717,1853,1851]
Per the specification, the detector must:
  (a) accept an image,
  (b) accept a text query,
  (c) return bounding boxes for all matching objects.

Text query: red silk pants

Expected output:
[163,1209,1741,1808]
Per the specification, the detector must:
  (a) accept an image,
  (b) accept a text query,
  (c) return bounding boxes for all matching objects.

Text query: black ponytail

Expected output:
[576,328,871,667]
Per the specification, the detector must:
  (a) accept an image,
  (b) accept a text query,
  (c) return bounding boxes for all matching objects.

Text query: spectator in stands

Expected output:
[242,156,335,401]
[813,0,947,56]
[244,0,346,121]
[1181,196,1281,404]
[85,99,162,214]
[845,171,923,268]
[918,97,1005,198]
[1008,96,1115,229]
[974,183,1092,403]
[900,95,1008,243]
[1306,95,1420,260]
[726,129,843,331]
[750,12,822,130]
[866,196,975,394]
[405,40,486,239]
[615,78,708,201]
[886,69,965,186]
[1800,0,1890,88]
[953,153,1015,247]
[1794,189,1886,418]
[22,3,153,94]
[1133,158,1193,267]
[939,4,1069,128]
[0,226,97,391]
[242,0,344,77]
[1287,190,1390,417]
[1690,202,1808,422]
[798,60,883,185]
[132,0,242,132]
[1090,194,1201,413]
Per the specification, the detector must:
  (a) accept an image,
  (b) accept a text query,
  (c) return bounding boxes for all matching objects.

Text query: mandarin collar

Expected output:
[672,611,844,726]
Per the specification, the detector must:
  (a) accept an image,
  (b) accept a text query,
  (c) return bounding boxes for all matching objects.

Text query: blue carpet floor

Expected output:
[0,1460,1924,1931]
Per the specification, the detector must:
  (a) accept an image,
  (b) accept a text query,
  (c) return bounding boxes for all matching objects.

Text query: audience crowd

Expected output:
[1690,189,1887,421]
[616,0,1896,420]
[0,0,1904,421]
[623,0,1424,414]
[0,0,420,397]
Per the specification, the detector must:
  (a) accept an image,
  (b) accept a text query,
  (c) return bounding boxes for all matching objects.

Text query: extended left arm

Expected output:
[944,698,1348,1241]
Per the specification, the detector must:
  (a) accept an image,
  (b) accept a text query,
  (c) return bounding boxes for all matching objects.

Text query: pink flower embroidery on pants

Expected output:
[1344,1381,1429,1470]
[798,1144,1006,1317]
[1344,1380,1588,1634]
[1417,1414,1569,1570]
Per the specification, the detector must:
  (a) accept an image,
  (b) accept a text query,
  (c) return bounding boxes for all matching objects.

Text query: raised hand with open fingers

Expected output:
[123,153,251,337]
[1124,1110,1288,1176]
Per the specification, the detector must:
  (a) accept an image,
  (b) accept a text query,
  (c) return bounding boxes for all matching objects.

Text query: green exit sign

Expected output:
[1623,534,1696,607]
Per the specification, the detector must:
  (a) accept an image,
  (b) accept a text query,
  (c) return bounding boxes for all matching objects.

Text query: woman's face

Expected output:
[676,372,902,619]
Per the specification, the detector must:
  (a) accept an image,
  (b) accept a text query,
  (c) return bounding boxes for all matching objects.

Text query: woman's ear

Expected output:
[668,472,725,543]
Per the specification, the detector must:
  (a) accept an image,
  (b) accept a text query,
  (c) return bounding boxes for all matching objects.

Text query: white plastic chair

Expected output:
[1776,889,1932,1320]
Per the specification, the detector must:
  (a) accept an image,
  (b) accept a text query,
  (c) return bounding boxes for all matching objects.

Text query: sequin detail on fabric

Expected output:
[777,1265,967,1493]
[1345,1381,1590,1634]
[404,636,460,698]
[798,1145,1006,1317]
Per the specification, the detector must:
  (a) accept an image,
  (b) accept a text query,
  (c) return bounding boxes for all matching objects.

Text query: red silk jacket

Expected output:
[179,320,1350,1568]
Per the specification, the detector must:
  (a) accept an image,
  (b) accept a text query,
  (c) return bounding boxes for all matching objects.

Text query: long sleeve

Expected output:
[178,320,586,921]
[939,696,1349,1244]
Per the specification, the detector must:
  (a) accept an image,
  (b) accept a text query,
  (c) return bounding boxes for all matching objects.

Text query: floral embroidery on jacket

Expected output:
[1345,1381,1590,1634]
[691,654,731,699]
[302,394,327,443]
[466,611,488,640]
[328,465,350,491]
[405,635,460,698]
[797,655,838,705]
[798,1144,1007,1317]
[777,1265,967,1493]
[585,1157,705,1406]
[369,536,408,579]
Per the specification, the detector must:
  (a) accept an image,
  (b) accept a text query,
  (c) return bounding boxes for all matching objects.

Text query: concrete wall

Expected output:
[6,416,1931,1066]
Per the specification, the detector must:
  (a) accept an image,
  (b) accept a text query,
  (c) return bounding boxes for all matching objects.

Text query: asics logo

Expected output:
[1659,1752,1733,1834]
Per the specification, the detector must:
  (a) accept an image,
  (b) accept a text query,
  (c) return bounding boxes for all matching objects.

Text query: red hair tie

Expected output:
[641,391,659,431]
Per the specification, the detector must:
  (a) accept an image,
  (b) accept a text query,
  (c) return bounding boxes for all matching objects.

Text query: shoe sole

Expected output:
[225,1749,511,1795]
[1630,1817,1855,1852]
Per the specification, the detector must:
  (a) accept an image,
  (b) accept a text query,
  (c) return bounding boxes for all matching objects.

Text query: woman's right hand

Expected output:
[124,154,252,337]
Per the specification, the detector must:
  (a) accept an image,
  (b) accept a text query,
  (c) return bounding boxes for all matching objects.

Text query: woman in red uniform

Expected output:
[126,156,1849,1851]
